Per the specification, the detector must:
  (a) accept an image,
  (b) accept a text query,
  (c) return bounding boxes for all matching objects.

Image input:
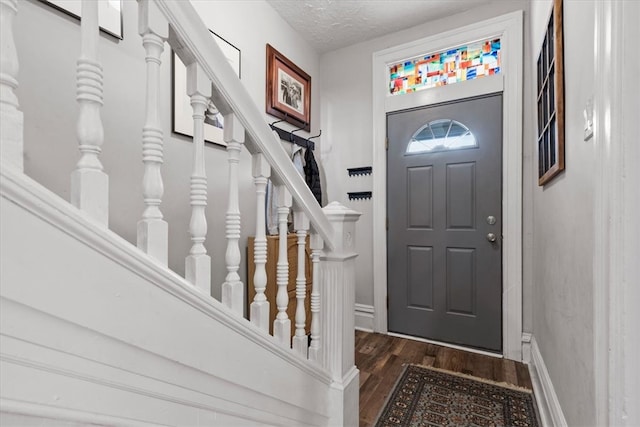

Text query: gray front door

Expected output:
[387,93,502,352]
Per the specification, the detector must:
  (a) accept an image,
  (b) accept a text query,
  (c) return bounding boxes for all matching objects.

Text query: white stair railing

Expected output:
[0,0,23,172]
[250,153,271,332]
[137,1,169,265]
[185,62,211,294]
[222,113,245,313]
[71,0,109,226]
[308,232,323,362]
[273,184,292,347]
[293,211,310,357]
[1,0,361,424]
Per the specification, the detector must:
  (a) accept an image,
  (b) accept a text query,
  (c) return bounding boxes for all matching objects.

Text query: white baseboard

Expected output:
[354,304,374,332]
[521,332,532,364]
[528,335,567,427]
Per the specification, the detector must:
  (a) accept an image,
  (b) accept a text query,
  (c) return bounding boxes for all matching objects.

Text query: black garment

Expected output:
[304,148,322,206]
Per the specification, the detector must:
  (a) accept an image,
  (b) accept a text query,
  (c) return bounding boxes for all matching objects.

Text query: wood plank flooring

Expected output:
[356,330,533,427]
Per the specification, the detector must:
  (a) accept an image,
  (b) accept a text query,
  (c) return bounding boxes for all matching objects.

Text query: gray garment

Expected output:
[265,131,305,235]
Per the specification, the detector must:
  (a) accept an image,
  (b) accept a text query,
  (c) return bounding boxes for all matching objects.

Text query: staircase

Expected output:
[0,1,360,425]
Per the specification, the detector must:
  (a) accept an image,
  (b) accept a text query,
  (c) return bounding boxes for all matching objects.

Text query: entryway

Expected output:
[371,11,523,360]
[386,94,503,352]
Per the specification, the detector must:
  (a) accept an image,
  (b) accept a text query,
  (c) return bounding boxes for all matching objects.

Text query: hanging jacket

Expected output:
[304,148,322,206]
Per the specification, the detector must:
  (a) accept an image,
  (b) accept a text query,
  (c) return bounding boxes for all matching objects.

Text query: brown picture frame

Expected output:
[266,44,311,131]
[536,0,565,186]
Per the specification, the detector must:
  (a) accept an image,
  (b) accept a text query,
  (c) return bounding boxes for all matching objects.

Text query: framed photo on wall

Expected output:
[172,31,241,147]
[536,0,565,186]
[266,44,311,131]
[40,0,123,39]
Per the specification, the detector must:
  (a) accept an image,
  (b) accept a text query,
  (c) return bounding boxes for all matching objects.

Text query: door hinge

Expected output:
[386,296,389,309]
[386,217,389,230]
[385,137,389,150]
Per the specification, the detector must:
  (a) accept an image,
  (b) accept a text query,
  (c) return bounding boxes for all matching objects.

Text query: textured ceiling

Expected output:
[266,0,495,53]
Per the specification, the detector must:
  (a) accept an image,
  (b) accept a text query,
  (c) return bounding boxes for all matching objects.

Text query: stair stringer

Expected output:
[0,167,333,426]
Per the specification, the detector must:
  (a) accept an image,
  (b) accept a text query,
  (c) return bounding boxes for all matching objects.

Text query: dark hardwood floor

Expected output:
[355,330,533,427]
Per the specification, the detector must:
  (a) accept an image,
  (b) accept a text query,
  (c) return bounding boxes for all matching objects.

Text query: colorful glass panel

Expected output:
[389,38,501,95]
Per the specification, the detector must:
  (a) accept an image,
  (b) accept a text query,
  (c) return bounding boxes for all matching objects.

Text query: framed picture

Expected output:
[536,0,565,186]
[266,44,311,131]
[40,0,123,39]
[172,31,241,147]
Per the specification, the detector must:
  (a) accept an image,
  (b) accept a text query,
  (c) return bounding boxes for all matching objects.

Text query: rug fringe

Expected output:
[409,363,534,393]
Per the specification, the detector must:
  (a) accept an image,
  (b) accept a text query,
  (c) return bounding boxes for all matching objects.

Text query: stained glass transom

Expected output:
[389,38,501,95]
[406,120,477,154]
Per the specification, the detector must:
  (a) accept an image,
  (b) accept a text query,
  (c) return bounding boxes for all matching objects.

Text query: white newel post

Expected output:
[273,184,292,347]
[0,0,24,172]
[292,210,309,357]
[222,113,245,314]
[71,0,108,226]
[185,63,211,294]
[320,202,361,427]
[308,232,323,362]
[250,153,271,331]
[137,0,168,264]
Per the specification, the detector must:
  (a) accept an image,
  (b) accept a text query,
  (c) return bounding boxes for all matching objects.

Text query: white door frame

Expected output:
[371,11,524,361]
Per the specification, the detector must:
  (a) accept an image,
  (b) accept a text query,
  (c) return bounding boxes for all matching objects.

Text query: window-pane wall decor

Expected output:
[536,0,565,185]
[388,38,501,95]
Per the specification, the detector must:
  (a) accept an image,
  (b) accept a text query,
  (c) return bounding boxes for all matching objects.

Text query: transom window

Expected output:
[389,38,501,95]
[406,120,477,154]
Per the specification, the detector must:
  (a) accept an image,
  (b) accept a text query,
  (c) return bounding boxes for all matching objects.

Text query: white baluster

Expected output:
[308,232,323,362]
[250,153,271,331]
[137,1,168,264]
[222,113,245,314]
[70,0,108,226]
[185,63,211,294]
[0,0,24,172]
[292,211,309,357]
[273,185,292,347]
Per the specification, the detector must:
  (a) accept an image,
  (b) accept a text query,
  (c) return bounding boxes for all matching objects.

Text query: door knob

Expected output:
[486,233,497,242]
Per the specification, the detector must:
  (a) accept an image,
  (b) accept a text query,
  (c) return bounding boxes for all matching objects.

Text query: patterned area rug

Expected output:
[374,364,539,427]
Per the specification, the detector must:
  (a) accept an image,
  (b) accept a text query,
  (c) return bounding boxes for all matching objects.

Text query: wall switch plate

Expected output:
[584,98,594,141]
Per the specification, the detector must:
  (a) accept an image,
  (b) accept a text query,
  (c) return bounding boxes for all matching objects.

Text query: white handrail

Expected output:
[153,0,335,250]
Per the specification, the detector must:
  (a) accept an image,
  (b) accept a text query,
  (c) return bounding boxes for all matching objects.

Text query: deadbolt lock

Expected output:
[486,215,497,225]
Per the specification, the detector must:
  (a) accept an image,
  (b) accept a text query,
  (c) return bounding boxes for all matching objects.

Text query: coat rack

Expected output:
[269,115,320,150]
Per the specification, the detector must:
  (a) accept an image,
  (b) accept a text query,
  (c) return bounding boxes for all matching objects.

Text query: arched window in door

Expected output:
[406,119,477,154]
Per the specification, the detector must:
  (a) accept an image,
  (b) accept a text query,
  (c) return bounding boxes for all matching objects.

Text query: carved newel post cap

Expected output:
[322,201,361,221]
[322,202,361,254]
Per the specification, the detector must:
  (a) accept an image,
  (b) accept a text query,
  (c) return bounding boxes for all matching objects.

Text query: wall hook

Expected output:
[305,130,322,150]
[289,123,307,142]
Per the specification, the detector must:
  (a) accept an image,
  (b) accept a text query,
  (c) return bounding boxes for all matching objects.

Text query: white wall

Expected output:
[529,1,596,425]
[15,0,321,302]
[319,1,530,316]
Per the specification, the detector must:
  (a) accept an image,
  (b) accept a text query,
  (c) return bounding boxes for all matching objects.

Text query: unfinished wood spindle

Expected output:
[273,184,292,347]
[221,113,245,314]
[308,232,323,362]
[0,0,24,172]
[137,0,168,264]
[293,210,310,357]
[71,0,108,226]
[185,63,211,294]
[250,153,271,332]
